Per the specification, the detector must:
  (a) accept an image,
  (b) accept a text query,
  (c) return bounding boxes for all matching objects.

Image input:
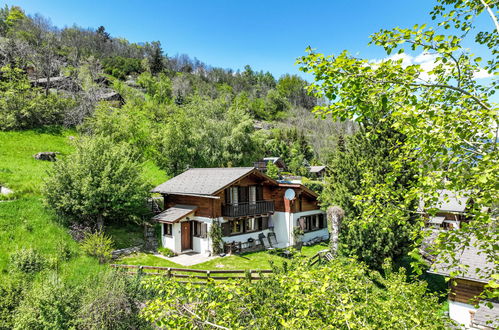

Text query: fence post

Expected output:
[249,270,253,282]
[167,267,171,278]
[206,270,210,283]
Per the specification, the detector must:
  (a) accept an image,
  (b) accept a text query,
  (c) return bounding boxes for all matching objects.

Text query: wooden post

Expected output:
[167,267,171,278]
[249,270,253,282]
[206,270,210,283]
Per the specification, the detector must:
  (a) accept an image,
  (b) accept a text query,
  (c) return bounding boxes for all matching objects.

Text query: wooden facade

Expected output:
[449,279,485,304]
[162,173,321,220]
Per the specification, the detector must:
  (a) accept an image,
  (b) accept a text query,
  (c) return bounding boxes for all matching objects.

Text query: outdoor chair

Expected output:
[258,233,274,250]
[268,232,278,247]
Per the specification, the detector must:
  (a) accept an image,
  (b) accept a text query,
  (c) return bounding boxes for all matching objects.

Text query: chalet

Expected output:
[253,157,287,173]
[429,242,498,329]
[151,167,328,255]
[418,190,470,230]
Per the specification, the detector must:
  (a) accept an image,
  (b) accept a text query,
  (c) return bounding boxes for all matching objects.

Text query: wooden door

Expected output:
[181,222,191,251]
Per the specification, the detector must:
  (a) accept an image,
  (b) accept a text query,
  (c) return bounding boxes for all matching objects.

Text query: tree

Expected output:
[44,136,150,229]
[266,161,280,180]
[299,0,498,287]
[147,41,164,75]
[321,125,418,269]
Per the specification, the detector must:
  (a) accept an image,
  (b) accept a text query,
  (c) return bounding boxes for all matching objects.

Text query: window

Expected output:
[191,221,207,238]
[231,219,244,234]
[163,223,172,236]
[224,216,269,236]
[301,214,326,232]
[246,217,257,232]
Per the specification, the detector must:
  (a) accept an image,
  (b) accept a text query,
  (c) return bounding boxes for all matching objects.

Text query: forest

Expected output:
[0,1,497,329]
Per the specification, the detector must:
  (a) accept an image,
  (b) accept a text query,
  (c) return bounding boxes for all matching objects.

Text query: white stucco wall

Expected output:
[161,222,181,254]
[271,212,291,247]
[449,300,477,328]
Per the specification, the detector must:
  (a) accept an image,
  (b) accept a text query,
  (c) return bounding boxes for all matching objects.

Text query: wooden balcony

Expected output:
[222,200,275,218]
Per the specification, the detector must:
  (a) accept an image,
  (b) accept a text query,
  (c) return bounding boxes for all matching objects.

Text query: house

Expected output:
[429,242,498,329]
[418,190,470,230]
[253,157,287,173]
[308,165,326,179]
[150,167,328,255]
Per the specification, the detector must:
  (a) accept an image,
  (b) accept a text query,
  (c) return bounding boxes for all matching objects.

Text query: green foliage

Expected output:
[266,161,280,179]
[9,247,46,273]
[142,258,447,328]
[13,275,81,330]
[157,247,174,257]
[264,126,314,175]
[299,0,498,289]
[102,56,144,79]
[44,135,150,228]
[80,231,114,264]
[0,276,25,329]
[0,66,76,130]
[209,219,224,255]
[76,271,149,330]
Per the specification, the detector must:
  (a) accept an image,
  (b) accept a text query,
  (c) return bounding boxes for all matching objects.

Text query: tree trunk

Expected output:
[327,206,344,256]
[96,214,104,231]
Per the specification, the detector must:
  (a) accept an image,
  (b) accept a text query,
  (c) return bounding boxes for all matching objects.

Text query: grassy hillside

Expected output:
[0,129,167,283]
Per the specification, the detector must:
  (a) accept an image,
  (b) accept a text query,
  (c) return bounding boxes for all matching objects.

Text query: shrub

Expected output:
[157,247,174,257]
[13,275,81,330]
[77,271,149,330]
[0,276,26,329]
[9,248,45,273]
[44,135,150,229]
[80,231,114,264]
[56,240,75,262]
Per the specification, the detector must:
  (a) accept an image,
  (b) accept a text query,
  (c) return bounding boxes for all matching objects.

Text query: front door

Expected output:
[181,221,192,251]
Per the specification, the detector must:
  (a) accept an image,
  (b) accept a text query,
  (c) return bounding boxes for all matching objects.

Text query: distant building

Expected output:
[429,241,498,329]
[253,157,287,173]
[418,190,470,230]
[308,165,327,179]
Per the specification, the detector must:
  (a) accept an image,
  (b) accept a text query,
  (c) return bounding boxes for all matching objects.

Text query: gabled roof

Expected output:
[428,239,494,283]
[151,167,277,197]
[418,189,470,213]
[153,204,197,223]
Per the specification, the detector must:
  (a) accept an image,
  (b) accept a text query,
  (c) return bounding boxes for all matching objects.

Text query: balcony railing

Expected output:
[222,200,275,218]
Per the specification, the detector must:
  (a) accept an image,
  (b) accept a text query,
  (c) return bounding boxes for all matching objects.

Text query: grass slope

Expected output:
[0,129,166,283]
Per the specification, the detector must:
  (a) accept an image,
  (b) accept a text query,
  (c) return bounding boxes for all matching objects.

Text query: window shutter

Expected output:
[225,189,230,204]
[222,222,231,236]
[262,216,269,230]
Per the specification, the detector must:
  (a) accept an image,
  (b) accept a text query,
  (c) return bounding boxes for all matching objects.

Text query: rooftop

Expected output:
[151,167,275,197]
[152,204,197,223]
[418,189,470,213]
[428,239,495,283]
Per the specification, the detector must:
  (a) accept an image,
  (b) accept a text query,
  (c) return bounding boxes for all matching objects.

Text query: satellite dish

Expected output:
[284,188,296,200]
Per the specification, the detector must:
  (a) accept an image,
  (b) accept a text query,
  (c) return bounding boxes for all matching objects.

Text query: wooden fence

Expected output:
[111,264,272,285]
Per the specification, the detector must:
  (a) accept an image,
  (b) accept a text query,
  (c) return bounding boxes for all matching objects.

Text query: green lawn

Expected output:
[117,242,329,270]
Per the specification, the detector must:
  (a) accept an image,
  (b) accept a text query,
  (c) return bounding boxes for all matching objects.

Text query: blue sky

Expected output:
[4,0,442,78]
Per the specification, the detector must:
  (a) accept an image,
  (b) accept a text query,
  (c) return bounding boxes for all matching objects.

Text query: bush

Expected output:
[13,275,81,330]
[80,231,114,264]
[9,247,45,273]
[44,135,150,229]
[77,271,149,330]
[0,276,26,329]
[157,247,174,257]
